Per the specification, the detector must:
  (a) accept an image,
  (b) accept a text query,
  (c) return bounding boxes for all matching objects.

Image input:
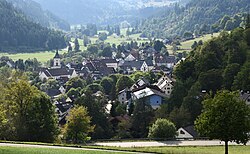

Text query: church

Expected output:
[39,51,78,81]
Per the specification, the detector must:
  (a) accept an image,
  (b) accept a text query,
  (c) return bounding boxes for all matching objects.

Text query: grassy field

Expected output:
[167,33,220,54]
[0,146,128,154]
[0,50,67,63]
[92,145,250,154]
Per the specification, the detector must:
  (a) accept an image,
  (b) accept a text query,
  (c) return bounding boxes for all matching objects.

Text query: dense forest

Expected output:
[6,0,70,31]
[0,0,66,53]
[140,0,250,38]
[168,25,250,126]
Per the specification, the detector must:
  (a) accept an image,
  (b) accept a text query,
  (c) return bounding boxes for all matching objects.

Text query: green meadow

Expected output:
[0,50,67,63]
[0,146,128,154]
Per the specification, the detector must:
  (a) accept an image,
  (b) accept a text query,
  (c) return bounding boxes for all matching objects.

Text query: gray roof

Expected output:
[54,51,60,59]
[46,68,74,77]
[166,56,176,64]
[145,59,154,66]
[100,59,117,64]
[183,125,198,138]
[47,89,61,97]
[122,60,145,70]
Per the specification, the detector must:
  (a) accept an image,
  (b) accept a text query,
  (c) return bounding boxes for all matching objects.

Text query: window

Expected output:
[180,130,185,135]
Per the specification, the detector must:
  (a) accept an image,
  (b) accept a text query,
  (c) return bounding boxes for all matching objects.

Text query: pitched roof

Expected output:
[133,87,167,100]
[100,58,117,64]
[145,59,154,66]
[47,68,74,76]
[183,125,198,138]
[47,89,61,97]
[122,60,145,70]
[54,51,60,59]
[166,55,176,63]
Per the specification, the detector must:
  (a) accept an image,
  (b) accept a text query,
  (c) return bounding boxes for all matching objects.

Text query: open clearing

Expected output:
[167,33,220,54]
[0,50,67,63]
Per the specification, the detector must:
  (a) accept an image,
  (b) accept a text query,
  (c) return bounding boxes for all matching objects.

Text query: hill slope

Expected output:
[140,0,250,38]
[0,0,66,53]
[33,0,189,25]
[6,0,70,31]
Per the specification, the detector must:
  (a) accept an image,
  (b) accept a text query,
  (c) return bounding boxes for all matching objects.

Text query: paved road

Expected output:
[93,140,250,147]
[0,143,147,154]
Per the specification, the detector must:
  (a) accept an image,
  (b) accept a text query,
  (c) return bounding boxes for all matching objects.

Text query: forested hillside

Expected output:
[0,0,66,53]
[7,0,70,31]
[168,25,250,126]
[140,0,250,38]
[33,0,188,25]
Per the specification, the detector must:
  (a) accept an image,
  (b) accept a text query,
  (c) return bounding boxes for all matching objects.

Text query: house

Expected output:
[120,60,149,74]
[82,60,116,79]
[124,53,137,61]
[39,52,78,81]
[54,99,73,125]
[240,91,250,105]
[177,126,198,139]
[155,74,174,97]
[39,67,78,81]
[153,53,167,66]
[153,54,176,69]
[131,87,167,109]
[166,55,176,69]
[118,88,132,105]
[47,88,62,99]
[145,59,154,71]
[130,78,150,91]
[100,58,118,70]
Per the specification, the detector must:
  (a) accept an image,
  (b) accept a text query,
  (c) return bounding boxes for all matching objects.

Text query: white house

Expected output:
[118,88,132,105]
[120,60,149,74]
[130,78,150,91]
[155,74,174,97]
[177,126,198,139]
[124,54,136,61]
[39,52,78,81]
[100,59,118,70]
[131,87,166,109]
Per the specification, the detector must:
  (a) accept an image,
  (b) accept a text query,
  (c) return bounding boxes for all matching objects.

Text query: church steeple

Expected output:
[53,50,61,68]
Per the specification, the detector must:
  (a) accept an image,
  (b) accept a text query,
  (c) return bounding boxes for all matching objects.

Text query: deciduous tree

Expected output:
[195,90,250,154]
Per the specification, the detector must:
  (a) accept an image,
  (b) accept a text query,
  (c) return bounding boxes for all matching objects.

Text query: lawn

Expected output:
[0,146,128,154]
[0,50,67,63]
[92,145,250,154]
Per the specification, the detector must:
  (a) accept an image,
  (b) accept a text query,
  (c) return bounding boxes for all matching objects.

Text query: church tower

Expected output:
[53,50,61,68]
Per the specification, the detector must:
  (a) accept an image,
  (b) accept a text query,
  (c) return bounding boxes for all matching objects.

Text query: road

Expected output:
[0,143,147,154]
[93,140,250,147]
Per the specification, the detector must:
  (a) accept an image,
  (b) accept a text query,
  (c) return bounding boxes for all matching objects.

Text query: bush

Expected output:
[148,118,177,139]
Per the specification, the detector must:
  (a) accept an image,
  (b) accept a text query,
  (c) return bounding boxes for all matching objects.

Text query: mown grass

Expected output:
[90,145,250,154]
[0,146,128,154]
[0,50,67,63]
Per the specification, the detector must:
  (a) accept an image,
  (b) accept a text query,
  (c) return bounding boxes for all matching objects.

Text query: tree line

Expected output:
[139,0,250,39]
[0,0,66,53]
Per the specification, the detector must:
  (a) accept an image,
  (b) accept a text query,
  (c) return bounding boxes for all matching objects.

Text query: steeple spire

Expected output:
[53,50,61,68]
